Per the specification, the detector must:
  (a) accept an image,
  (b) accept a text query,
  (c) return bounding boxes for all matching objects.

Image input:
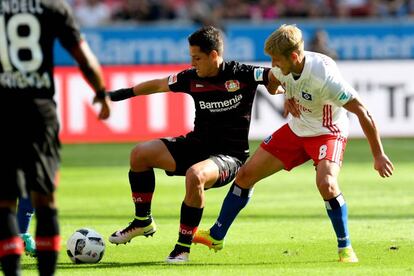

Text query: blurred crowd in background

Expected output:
[69,0,414,27]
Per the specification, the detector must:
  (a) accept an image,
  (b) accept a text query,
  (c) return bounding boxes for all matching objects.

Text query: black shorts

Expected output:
[160,136,244,189]
[2,122,60,200]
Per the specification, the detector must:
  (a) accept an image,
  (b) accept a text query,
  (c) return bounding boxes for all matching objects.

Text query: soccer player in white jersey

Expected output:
[193,24,394,263]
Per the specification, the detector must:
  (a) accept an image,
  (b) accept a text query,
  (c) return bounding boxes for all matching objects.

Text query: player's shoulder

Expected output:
[306,51,336,68]
[305,51,338,79]
[225,60,263,71]
[169,67,197,84]
[40,0,73,15]
[179,67,197,78]
[223,60,241,74]
[224,60,268,79]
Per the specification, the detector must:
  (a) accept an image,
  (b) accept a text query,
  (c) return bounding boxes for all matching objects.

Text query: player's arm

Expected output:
[107,77,170,101]
[283,97,300,118]
[266,70,283,95]
[343,97,394,178]
[267,70,301,117]
[70,40,110,120]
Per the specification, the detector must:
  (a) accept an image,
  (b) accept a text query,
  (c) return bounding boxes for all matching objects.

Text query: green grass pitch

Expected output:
[21,138,414,275]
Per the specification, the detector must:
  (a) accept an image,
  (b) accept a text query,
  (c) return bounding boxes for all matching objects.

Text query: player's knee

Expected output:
[184,169,205,207]
[31,192,55,209]
[234,166,254,188]
[185,167,207,189]
[129,145,148,169]
[316,175,338,197]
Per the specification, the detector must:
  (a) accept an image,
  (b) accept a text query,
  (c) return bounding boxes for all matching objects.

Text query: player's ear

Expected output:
[210,50,219,60]
[290,51,299,63]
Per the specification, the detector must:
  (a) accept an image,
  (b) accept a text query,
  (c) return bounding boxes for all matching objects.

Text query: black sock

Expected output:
[0,208,22,276]
[129,170,155,218]
[173,244,190,254]
[131,217,152,227]
[35,207,59,276]
[1,255,21,276]
[177,202,203,247]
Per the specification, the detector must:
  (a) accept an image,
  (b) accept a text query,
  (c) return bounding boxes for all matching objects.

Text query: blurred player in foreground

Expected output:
[106,26,276,263]
[193,24,394,263]
[0,0,110,275]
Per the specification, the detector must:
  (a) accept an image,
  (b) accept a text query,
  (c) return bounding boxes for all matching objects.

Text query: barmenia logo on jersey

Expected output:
[199,94,243,111]
[225,80,240,92]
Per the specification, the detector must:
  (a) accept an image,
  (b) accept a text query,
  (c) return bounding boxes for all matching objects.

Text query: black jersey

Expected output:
[168,61,270,160]
[0,0,82,124]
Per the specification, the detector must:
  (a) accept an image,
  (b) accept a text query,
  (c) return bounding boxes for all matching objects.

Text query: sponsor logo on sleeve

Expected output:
[339,92,350,101]
[254,68,264,81]
[168,74,178,85]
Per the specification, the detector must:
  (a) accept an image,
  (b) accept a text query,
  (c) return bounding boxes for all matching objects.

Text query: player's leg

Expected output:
[17,197,35,234]
[31,192,60,276]
[309,136,358,262]
[316,160,357,262]
[26,123,62,275]
[109,139,175,244]
[1,154,28,275]
[198,147,284,247]
[0,200,24,276]
[167,154,244,262]
[194,125,305,249]
[17,196,36,257]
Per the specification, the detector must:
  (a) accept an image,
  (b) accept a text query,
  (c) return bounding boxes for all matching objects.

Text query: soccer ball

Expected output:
[66,228,105,264]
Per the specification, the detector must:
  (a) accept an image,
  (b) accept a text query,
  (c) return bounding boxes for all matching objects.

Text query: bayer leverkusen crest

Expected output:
[225,80,240,92]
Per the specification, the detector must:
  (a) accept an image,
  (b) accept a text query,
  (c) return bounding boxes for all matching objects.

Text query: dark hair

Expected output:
[188,26,224,55]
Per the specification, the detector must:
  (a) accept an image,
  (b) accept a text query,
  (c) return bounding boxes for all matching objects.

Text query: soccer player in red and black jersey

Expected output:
[0,0,110,275]
[107,26,277,263]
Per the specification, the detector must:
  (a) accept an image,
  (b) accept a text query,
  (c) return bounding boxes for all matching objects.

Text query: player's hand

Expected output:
[283,98,301,118]
[374,154,394,178]
[267,86,285,95]
[93,95,111,120]
[266,71,283,95]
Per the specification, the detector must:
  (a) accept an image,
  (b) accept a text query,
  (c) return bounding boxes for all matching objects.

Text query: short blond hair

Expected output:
[264,24,304,57]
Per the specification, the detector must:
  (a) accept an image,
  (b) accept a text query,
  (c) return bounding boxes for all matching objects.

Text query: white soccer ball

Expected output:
[66,228,105,264]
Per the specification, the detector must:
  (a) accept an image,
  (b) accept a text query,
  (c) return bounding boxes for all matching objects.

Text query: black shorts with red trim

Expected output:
[2,121,60,200]
[160,135,244,189]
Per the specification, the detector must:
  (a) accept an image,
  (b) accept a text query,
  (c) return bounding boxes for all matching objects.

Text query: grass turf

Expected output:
[20,138,414,275]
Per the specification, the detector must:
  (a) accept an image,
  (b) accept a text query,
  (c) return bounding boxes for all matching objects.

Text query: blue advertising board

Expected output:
[54,20,414,65]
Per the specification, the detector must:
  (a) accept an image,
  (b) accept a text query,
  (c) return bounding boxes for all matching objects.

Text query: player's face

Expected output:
[189,45,218,77]
[270,53,294,76]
